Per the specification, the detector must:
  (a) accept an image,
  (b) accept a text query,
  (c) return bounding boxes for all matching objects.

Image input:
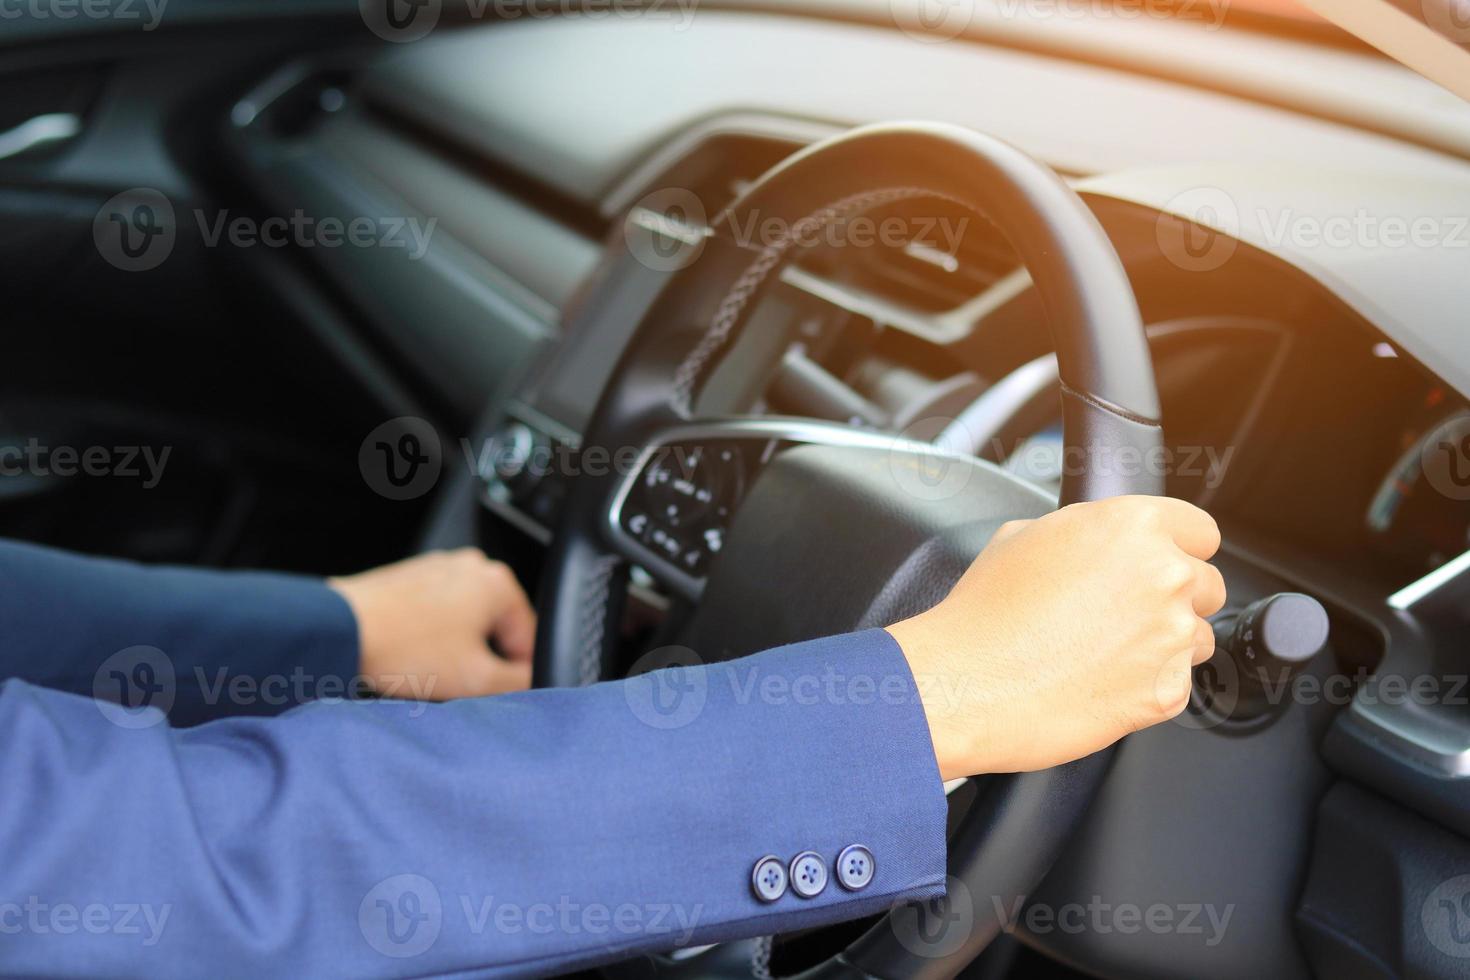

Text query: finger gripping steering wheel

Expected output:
[535,122,1164,979]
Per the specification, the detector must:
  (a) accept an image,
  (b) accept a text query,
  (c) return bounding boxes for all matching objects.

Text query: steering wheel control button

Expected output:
[615,439,750,588]
[789,851,829,899]
[835,845,876,891]
[751,855,788,903]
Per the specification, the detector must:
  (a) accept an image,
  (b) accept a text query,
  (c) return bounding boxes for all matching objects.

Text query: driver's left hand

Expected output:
[329,548,536,701]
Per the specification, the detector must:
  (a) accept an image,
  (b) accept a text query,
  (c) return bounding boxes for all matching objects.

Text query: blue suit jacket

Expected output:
[0,540,947,978]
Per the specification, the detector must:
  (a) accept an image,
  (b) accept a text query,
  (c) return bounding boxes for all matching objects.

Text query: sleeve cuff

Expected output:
[604,626,950,946]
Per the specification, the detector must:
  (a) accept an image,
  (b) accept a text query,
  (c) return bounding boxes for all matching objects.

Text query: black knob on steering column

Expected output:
[1227,592,1330,681]
[1199,592,1329,724]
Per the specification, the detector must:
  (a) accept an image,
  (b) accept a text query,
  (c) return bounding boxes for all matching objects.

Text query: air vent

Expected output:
[612,131,806,223]
[840,202,1020,313]
[617,125,1021,314]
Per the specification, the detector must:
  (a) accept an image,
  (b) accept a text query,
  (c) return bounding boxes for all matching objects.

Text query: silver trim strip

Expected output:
[1388,546,1470,611]
[0,113,80,161]
[1343,695,1470,778]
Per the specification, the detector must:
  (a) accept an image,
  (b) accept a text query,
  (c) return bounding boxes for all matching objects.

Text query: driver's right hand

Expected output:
[887,495,1226,780]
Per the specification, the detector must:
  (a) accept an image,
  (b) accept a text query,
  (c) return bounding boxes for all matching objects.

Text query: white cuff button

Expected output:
[836,844,875,891]
[789,851,829,898]
[751,855,788,902]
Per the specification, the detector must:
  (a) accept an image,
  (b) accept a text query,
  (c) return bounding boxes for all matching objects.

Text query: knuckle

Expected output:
[1194,616,1216,644]
[1148,671,1193,721]
[1127,498,1165,532]
[1194,628,1217,662]
[1160,685,1192,719]
[1167,608,1200,644]
[1156,556,1195,593]
[1146,669,1193,725]
[1078,498,1124,532]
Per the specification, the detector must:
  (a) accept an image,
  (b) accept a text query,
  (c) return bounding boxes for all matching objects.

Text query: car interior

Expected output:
[4,0,1470,976]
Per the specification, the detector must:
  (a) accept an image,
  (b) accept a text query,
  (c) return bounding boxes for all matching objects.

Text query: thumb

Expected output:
[473,650,533,696]
[491,591,538,663]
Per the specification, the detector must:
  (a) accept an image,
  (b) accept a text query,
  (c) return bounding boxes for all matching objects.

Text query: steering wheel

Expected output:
[533,122,1163,979]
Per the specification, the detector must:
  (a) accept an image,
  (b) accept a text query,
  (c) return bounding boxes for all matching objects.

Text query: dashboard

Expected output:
[499,178,1469,599]
[218,10,1470,979]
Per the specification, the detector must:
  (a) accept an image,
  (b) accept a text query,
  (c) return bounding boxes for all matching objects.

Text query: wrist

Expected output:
[885,617,985,782]
[327,577,376,681]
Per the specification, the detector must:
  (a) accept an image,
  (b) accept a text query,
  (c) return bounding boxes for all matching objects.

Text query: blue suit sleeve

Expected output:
[0,628,947,978]
[0,539,359,725]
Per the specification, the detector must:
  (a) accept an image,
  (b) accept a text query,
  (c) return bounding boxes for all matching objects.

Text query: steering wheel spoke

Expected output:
[605,417,965,600]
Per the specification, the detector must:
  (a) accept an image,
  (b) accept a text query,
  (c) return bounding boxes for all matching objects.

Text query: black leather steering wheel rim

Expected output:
[534,121,1164,979]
